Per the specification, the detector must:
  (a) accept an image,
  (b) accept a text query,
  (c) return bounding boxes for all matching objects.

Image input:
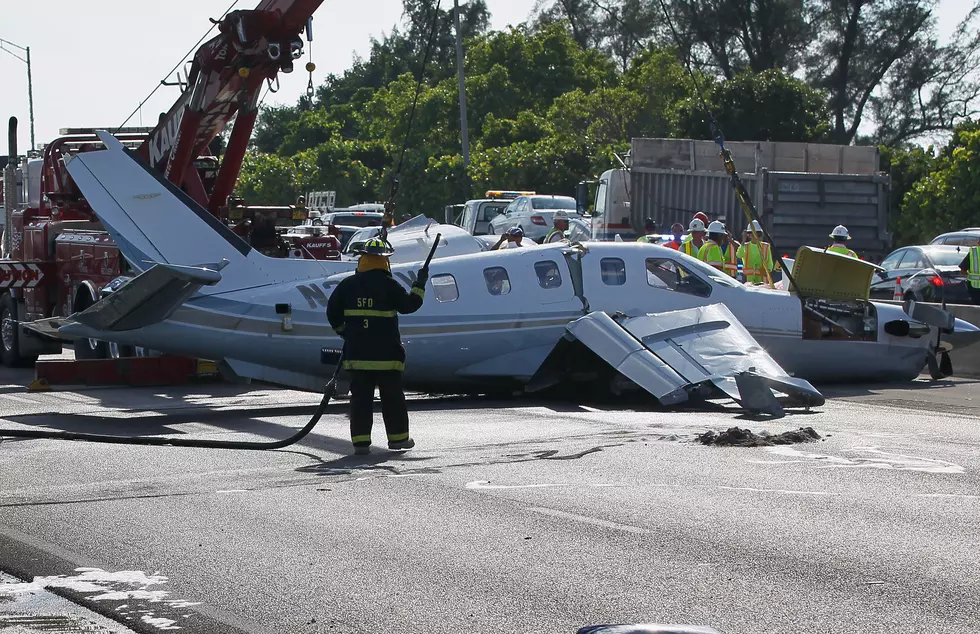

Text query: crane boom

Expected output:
[136,0,324,214]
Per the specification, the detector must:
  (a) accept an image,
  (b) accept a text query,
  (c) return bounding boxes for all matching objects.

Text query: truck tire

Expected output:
[0,294,38,368]
[72,288,108,360]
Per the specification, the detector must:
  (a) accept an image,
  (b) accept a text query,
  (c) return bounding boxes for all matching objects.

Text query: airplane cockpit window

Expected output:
[534,261,563,289]
[600,258,626,285]
[483,267,512,296]
[645,258,711,297]
[431,274,459,302]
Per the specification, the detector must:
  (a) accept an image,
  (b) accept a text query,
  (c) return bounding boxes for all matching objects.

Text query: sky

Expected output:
[0,0,974,152]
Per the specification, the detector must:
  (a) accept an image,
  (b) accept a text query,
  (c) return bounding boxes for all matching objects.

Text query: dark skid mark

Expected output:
[0,614,119,632]
[0,490,200,509]
[696,426,821,447]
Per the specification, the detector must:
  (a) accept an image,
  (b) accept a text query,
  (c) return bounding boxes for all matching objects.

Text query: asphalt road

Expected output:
[0,365,978,634]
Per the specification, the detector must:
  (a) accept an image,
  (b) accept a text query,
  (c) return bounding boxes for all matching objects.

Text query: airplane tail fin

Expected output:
[65,132,277,292]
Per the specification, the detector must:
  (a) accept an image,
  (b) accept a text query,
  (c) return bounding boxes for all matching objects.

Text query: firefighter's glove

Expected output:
[416,267,429,288]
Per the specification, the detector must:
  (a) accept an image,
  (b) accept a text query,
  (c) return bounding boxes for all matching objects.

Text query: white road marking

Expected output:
[529,506,650,535]
[715,486,832,496]
[0,393,35,404]
[914,493,980,499]
[465,480,619,490]
[751,446,965,474]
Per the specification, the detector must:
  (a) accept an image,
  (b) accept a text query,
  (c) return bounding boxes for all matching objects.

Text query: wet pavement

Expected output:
[0,356,978,634]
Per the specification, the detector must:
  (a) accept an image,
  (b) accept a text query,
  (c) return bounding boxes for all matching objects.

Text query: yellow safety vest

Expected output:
[681,238,701,258]
[721,243,739,278]
[697,240,724,271]
[737,241,773,283]
[968,246,980,289]
[827,244,858,258]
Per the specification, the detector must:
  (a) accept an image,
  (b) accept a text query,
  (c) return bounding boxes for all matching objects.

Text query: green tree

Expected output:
[880,143,936,245]
[899,121,980,244]
[675,69,830,142]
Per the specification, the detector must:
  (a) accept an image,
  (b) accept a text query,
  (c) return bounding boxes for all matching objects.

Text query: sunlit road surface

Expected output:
[0,364,977,634]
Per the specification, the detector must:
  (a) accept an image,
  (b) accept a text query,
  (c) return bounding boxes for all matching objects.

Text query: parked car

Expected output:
[930,229,980,247]
[869,245,973,304]
[487,195,580,242]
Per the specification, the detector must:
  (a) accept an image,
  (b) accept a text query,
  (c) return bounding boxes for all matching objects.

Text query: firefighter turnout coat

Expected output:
[326,269,425,371]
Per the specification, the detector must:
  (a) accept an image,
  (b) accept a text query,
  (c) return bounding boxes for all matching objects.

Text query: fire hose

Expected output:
[0,238,442,450]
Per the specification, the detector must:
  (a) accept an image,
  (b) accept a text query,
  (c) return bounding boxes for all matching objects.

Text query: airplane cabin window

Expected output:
[534,261,563,289]
[431,274,459,302]
[645,258,711,297]
[483,267,512,296]
[599,258,626,285]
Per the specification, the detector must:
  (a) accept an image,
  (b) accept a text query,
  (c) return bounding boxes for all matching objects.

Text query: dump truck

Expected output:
[585,138,891,260]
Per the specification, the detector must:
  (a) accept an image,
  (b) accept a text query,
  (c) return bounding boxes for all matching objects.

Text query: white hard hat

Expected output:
[830,225,850,240]
[553,211,568,221]
[308,210,321,219]
[689,218,706,232]
[707,220,726,233]
[748,219,762,232]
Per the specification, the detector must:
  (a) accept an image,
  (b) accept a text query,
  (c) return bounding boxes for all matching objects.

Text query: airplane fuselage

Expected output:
[93,243,953,391]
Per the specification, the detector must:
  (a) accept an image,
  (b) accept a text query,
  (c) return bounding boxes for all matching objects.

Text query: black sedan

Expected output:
[870,245,973,304]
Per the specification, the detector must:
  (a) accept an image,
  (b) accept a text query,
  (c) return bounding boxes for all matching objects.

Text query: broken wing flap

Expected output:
[67,262,221,333]
[21,316,76,342]
[528,305,823,414]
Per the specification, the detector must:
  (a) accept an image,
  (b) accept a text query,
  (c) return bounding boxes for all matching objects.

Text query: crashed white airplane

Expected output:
[27,132,980,415]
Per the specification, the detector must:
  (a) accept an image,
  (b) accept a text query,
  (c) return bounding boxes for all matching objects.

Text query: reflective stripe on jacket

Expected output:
[326,268,425,371]
[697,240,724,270]
[721,243,739,278]
[681,239,701,258]
[737,241,773,283]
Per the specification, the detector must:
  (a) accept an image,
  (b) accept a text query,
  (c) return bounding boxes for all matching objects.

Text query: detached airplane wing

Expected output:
[529,304,823,416]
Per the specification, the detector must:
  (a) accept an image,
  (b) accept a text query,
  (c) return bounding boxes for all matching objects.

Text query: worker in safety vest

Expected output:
[959,247,980,303]
[665,223,685,250]
[721,227,741,278]
[737,220,773,284]
[681,218,707,257]
[326,237,427,455]
[698,221,737,277]
[636,218,661,243]
[827,225,858,258]
[544,211,570,243]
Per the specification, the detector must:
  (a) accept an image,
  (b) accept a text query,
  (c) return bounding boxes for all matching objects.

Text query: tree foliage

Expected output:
[899,122,980,244]
[236,0,980,248]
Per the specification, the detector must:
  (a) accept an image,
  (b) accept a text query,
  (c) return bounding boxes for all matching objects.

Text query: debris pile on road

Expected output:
[696,426,820,447]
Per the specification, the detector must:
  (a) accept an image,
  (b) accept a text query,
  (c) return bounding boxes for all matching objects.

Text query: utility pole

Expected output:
[0,38,35,150]
[452,0,469,169]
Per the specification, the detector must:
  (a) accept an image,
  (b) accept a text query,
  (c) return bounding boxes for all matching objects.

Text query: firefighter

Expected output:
[697,221,733,274]
[737,220,773,284]
[636,218,661,243]
[681,218,707,257]
[544,211,570,243]
[326,237,427,455]
[827,225,858,258]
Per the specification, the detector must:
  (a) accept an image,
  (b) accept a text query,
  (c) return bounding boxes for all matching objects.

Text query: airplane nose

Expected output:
[945,317,980,349]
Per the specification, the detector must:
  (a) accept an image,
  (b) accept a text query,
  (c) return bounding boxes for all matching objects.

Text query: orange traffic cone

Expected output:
[892,277,903,301]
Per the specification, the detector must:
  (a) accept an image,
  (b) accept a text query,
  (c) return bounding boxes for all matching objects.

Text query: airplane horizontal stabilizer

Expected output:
[67,263,221,333]
[528,304,823,414]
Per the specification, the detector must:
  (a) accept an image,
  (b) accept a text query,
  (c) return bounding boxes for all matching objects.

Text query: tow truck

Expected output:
[0,0,325,367]
[445,190,534,236]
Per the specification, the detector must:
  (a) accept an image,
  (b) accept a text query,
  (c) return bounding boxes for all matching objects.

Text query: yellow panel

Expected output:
[789,246,883,301]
